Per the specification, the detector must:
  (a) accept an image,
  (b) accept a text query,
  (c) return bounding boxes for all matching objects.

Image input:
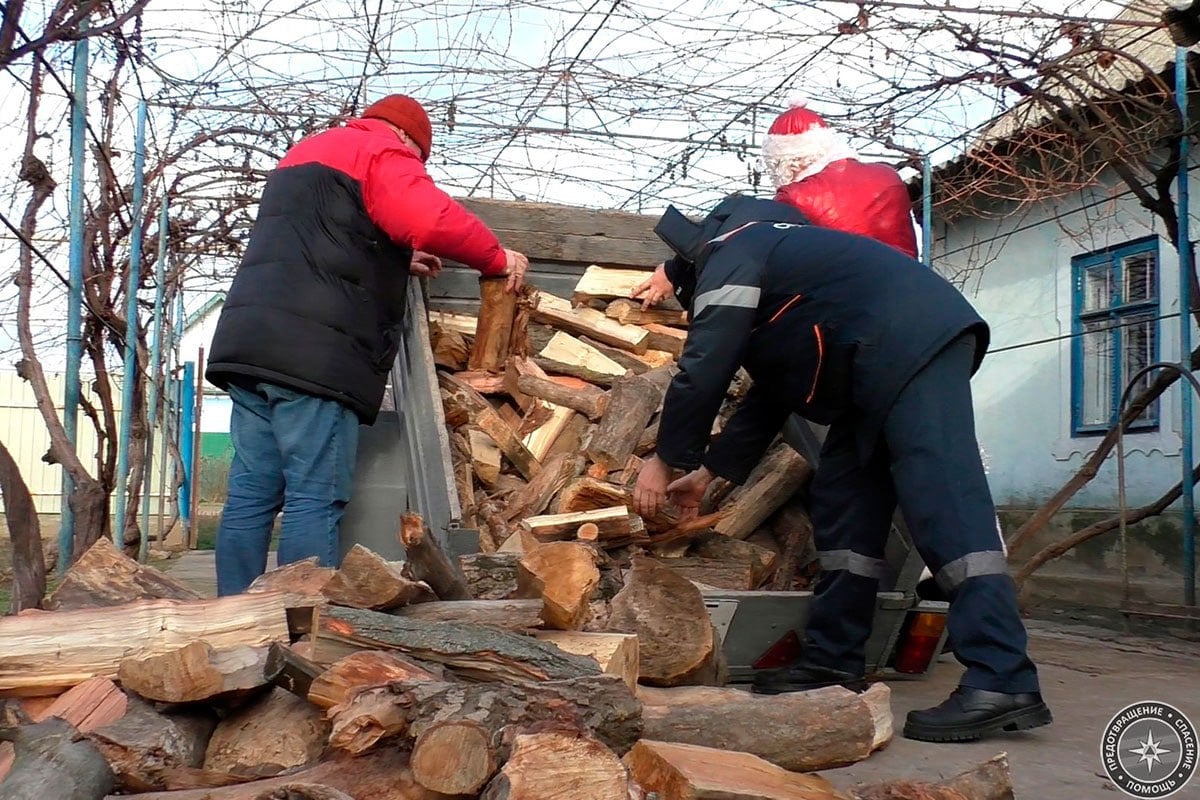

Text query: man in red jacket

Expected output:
[206,94,529,595]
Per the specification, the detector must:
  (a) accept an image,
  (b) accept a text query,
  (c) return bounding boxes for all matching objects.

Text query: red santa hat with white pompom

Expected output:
[761,95,858,188]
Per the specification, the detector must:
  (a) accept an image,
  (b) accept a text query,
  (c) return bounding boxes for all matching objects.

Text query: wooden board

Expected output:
[0,593,294,697]
[532,631,638,691]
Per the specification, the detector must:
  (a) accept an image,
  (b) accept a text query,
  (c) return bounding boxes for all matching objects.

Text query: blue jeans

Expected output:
[215,381,360,596]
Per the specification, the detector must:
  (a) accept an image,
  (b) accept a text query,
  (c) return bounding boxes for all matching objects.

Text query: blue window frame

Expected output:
[1071,236,1160,436]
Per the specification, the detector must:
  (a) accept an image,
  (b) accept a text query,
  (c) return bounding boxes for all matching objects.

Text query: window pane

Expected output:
[1080,321,1115,427]
[1122,314,1158,423]
[1083,264,1114,312]
[1122,252,1156,304]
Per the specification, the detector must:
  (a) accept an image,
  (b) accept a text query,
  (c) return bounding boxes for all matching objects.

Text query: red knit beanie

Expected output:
[362,94,433,160]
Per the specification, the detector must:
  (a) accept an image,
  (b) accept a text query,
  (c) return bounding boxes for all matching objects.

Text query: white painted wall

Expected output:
[938,168,1200,508]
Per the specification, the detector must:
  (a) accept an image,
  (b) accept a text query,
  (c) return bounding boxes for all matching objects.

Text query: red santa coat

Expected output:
[775,158,918,259]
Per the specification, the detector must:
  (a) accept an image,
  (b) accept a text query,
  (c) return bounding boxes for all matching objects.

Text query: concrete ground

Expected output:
[164,551,1200,798]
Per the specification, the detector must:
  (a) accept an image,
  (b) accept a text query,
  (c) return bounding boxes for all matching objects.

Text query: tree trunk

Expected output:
[308,651,441,709]
[479,731,630,800]
[322,544,433,611]
[398,512,472,601]
[516,541,601,630]
[469,276,519,372]
[637,683,893,773]
[624,740,842,800]
[46,537,201,611]
[311,605,601,682]
[394,599,545,630]
[0,717,114,800]
[606,556,721,687]
[117,642,272,706]
[0,439,45,614]
[87,698,217,793]
[327,675,641,759]
[202,689,328,778]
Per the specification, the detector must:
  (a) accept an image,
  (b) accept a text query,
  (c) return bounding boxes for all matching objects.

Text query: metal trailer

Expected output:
[340,281,951,682]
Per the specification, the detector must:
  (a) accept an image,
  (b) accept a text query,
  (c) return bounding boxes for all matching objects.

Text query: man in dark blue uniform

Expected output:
[633,194,1052,743]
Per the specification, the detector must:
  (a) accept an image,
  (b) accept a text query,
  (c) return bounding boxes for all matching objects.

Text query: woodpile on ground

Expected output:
[0,537,1016,800]
[431,264,822,603]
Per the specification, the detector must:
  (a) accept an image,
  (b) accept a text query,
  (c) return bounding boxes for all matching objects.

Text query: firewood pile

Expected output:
[431,265,822,609]
[0,535,1016,800]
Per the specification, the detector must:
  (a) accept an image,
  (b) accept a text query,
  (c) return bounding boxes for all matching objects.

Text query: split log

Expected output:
[430,309,479,337]
[454,370,508,395]
[251,786,354,800]
[312,605,601,682]
[46,538,201,611]
[503,356,544,411]
[546,414,592,461]
[117,642,271,706]
[0,593,293,697]
[263,644,322,701]
[850,754,1014,800]
[656,557,756,590]
[395,599,544,630]
[587,371,671,473]
[459,552,521,600]
[430,323,468,370]
[574,265,683,311]
[581,335,653,374]
[0,717,115,800]
[247,559,334,599]
[480,731,630,800]
[769,501,815,591]
[329,675,640,776]
[502,454,585,523]
[469,275,519,371]
[637,683,893,772]
[516,542,601,630]
[556,476,678,532]
[522,404,576,461]
[104,749,439,800]
[689,532,778,588]
[536,331,626,386]
[523,506,638,543]
[515,373,608,419]
[307,651,441,709]
[203,688,328,778]
[0,677,128,781]
[322,544,431,611]
[624,740,841,800]
[607,556,722,687]
[642,323,687,358]
[532,292,649,353]
[440,372,541,480]
[715,445,813,540]
[87,698,216,793]
[398,512,473,601]
[605,298,688,327]
[532,632,638,691]
[635,420,660,456]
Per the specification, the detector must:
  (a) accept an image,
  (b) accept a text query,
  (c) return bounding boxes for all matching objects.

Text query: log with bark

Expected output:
[689,531,779,588]
[501,454,585,523]
[480,730,631,800]
[103,749,442,800]
[624,739,841,800]
[440,372,541,480]
[515,541,601,630]
[307,651,442,709]
[531,632,638,691]
[523,506,640,543]
[0,715,116,800]
[394,599,544,630]
[637,683,892,773]
[202,688,328,778]
[430,322,469,370]
[532,292,649,353]
[655,556,756,590]
[469,275,519,372]
[0,593,293,697]
[87,698,218,793]
[398,512,473,601]
[311,605,601,682]
[715,444,813,540]
[606,556,724,686]
[459,553,521,600]
[586,370,671,474]
[46,538,201,611]
[849,753,1014,800]
[769,500,816,591]
[246,559,335,599]
[642,323,687,358]
[515,373,608,419]
[605,298,688,327]
[322,544,432,611]
[117,642,272,706]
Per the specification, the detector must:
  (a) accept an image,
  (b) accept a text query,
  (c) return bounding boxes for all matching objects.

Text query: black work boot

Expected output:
[751,662,867,695]
[903,686,1052,743]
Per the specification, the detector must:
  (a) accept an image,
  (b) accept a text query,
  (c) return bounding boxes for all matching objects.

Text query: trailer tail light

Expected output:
[752,630,804,670]
[893,612,947,674]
